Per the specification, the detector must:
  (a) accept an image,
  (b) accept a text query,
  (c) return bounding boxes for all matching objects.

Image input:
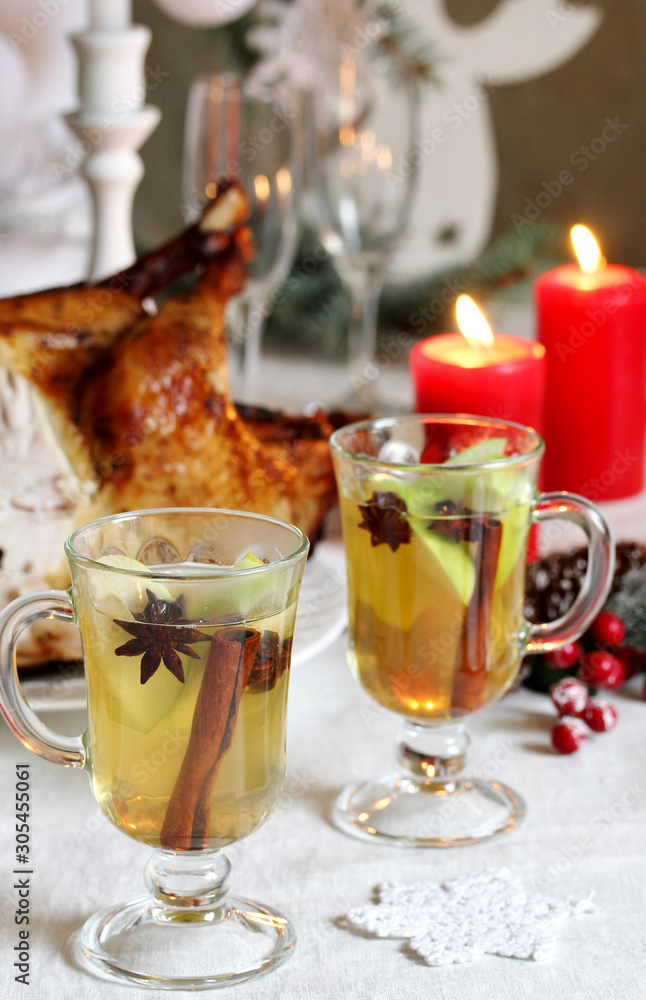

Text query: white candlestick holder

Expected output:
[66,18,160,281]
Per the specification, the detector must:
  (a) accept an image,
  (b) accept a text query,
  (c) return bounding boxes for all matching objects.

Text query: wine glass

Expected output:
[183,73,302,403]
[313,48,419,406]
[0,508,309,988]
[330,415,614,846]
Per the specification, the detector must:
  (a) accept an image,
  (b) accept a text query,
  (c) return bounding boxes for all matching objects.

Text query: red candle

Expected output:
[410,297,546,433]
[536,226,646,500]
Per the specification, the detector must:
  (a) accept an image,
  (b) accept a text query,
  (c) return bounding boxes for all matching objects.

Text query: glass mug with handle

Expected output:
[330,415,614,847]
[0,508,309,990]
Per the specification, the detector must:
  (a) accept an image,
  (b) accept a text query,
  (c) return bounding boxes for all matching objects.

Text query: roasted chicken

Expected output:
[0,184,338,664]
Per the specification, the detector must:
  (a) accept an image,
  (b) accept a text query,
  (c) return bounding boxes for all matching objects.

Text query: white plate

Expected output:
[291,535,347,666]
[21,538,348,714]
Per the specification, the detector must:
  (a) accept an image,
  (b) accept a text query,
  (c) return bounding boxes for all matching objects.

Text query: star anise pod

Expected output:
[114,589,211,684]
[427,500,500,543]
[247,630,293,692]
[357,491,412,552]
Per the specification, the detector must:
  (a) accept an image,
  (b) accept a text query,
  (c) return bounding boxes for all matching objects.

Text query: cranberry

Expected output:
[602,658,626,690]
[550,677,588,717]
[615,646,646,679]
[578,650,622,686]
[551,717,588,754]
[582,698,618,733]
[589,612,626,647]
[545,642,581,670]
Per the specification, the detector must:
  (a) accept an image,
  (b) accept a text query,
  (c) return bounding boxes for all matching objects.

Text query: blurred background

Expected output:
[133,0,646,266]
[0,0,644,356]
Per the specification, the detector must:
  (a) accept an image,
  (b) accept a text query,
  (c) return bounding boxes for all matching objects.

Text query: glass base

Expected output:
[76,894,296,991]
[333,773,526,848]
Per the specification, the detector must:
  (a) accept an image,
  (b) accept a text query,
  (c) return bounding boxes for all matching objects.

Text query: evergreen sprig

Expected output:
[605,567,646,652]
[380,219,557,331]
[376,4,443,89]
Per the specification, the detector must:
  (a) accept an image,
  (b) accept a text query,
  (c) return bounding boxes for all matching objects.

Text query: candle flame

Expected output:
[253,173,270,203]
[456,295,494,350]
[339,54,356,147]
[276,167,292,198]
[376,144,392,170]
[571,224,603,273]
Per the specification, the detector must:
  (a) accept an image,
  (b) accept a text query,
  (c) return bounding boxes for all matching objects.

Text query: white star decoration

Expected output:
[346,868,595,966]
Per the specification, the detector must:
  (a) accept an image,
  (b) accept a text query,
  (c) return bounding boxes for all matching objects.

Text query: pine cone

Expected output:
[524,541,646,625]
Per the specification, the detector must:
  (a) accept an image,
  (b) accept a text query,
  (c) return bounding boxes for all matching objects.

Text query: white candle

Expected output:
[90,0,132,30]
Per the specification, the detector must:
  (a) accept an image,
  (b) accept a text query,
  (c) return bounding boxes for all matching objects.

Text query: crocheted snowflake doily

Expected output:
[346,867,595,966]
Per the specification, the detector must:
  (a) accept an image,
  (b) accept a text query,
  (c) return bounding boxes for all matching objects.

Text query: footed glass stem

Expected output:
[333,720,525,848]
[76,850,296,990]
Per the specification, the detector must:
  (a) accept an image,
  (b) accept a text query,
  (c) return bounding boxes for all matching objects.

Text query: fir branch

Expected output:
[605,567,646,652]
[375,5,443,87]
[264,220,557,354]
[380,219,557,332]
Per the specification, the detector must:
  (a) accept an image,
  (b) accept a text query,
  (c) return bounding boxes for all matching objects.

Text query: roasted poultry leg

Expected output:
[0,184,337,665]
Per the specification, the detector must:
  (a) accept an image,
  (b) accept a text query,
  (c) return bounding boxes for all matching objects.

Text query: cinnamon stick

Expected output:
[160,626,261,851]
[451,517,503,714]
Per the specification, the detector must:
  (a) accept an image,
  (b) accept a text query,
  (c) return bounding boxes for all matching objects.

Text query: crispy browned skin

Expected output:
[0,184,337,548]
[0,189,249,483]
[236,403,338,542]
[78,243,309,528]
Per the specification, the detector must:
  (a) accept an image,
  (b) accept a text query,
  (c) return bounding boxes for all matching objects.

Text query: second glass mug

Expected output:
[0,508,309,990]
[330,415,614,847]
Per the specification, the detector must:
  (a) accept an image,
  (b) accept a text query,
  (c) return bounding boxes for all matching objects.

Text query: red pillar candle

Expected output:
[410,297,546,433]
[535,225,646,500]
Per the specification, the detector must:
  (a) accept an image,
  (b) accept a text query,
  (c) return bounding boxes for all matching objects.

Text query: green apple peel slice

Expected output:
[363,436,533,602]
[235,552,265,570]
[98,631,208,735]
[91,553,173,618]
[91,555,194,735]
[233,552,287,619]
[443,437,508,466]
[369,437,531,515]
[444,440,533,590]
[362,474,475,605]
[184,551,286,623]
[412,527,476,606]
[494,503,531,591]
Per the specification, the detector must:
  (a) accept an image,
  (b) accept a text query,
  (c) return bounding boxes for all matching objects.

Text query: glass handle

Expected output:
[0,590,85,767]
[524,492,615,655]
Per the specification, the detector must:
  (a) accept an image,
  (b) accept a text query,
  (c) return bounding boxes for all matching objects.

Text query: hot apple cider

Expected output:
[336,433,533,720]
[78,555,296,851]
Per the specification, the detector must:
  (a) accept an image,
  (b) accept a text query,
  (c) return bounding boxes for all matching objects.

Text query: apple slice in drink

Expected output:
[92,616,207,736]
[368,434,531,597]
[89,553,173,618]
[366,473,476,607]
[185,551,291,624]
[443,437,508,466]
[89,555,200,735]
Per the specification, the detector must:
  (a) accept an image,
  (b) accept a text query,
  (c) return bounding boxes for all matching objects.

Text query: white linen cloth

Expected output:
[0,631,645,999]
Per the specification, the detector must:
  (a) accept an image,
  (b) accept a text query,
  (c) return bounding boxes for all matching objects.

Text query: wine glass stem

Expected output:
[144,849,233,918]
[344,261,384,406]
[398,718,470,782]
[228,296,268,403]
[243,302,266,401]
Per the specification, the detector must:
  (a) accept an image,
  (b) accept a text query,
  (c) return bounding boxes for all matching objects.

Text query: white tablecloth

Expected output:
[0,622,645,999]
[0,240,644,996]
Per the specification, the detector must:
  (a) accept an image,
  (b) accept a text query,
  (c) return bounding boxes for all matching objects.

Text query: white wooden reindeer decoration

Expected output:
[390,0,601,279]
